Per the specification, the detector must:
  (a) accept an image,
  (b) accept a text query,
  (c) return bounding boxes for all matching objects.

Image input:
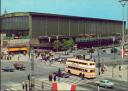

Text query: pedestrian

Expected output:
[25,83,28,91]
[41,82,44,90]
[49,74,53,82]
[18,56,20,61]
[119,65,121,71]
[101,68,104,74]
[58,68,61,77]
[49,74,51,81]
[22,82,25,90]
[82,74,84,80]
[54,75,56,82]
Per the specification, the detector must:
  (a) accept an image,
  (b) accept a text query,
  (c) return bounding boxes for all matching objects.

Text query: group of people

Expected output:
[49,74,58,82]
[35,50,63,64]
[49,68,61,82]
[1,54,12,60]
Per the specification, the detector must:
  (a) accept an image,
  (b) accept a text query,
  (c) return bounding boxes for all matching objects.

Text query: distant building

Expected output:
[1,12,124,49]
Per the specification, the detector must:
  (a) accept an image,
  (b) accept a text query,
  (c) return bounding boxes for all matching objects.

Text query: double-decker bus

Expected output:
[65,58,96,78]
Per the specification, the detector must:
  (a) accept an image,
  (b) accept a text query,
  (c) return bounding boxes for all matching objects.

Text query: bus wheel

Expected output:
[79,73,82,77]
[82,74,85,77]
[68,70,71,74]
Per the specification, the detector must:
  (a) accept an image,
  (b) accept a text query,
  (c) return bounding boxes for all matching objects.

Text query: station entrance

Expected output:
[7,47,29,54]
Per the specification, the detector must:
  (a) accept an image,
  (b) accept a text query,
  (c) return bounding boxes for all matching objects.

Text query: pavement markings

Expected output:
[3,82,22,91]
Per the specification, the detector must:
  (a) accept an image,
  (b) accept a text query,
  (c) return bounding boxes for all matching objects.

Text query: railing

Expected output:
[3,36,30,40]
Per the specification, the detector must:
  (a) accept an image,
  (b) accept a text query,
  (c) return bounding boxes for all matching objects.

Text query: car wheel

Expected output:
[79,73,82,77]
[96,83,99,86]
[105,86,107,88]
[82,74,85,77]
[68,70,71,74]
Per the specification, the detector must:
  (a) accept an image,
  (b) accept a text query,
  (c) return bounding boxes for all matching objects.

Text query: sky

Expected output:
[1,0,128,22]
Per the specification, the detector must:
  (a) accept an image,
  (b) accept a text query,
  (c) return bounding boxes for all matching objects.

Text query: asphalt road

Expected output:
[1,61,63,90]
[1,60,128,91]
[1,48,128,90]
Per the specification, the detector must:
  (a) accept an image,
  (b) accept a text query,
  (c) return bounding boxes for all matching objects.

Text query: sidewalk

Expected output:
[98,65,128,82]
[35,78,89,90]
[2,54,30,62]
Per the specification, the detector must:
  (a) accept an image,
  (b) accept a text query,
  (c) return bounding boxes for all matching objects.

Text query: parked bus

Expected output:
[65,58,96,78]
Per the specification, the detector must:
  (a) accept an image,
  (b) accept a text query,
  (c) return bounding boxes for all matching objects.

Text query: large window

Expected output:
[2,16,29,31]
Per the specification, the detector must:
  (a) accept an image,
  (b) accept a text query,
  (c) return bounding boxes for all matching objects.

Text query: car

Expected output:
[57,58,67,63]
[2,66,15,72]
[62,73,70,78]
[96,80,114,88]
[53,71,70,78]
[13,62,25,70]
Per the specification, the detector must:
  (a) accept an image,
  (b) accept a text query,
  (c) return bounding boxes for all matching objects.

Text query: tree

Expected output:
[62,38,75,54]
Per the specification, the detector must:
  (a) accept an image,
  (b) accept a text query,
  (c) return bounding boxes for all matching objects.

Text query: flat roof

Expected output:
[2,12,123,22]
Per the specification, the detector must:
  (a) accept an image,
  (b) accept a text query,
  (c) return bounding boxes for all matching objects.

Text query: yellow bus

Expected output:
[65,58,96,79]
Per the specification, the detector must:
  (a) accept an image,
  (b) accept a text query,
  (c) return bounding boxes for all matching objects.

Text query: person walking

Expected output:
[101,67,104,74]
[58,68,61,77]
[41,82,44,90]
[22,82,25,91]
[82,74,84,80]
[54,75,56,82]
[25,83,28,91]
[119,65,121,71]
[49,74,53,82]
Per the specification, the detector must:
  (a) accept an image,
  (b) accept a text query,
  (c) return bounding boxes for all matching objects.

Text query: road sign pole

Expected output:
[98,85,100,91]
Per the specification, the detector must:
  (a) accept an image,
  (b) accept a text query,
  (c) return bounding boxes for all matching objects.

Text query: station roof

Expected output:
[2,12,123,23]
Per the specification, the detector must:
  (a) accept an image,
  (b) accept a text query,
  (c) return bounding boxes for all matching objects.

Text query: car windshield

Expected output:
[106,81,109,83]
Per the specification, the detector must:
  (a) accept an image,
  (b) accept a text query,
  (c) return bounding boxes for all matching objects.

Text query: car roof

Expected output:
[101,80,110,82]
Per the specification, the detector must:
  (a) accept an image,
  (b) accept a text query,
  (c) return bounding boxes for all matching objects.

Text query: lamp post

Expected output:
[97,34,101,76]
[119,0,125,66]
[119,0,128,80]
[112,36,115,78]
[30,46,35,90]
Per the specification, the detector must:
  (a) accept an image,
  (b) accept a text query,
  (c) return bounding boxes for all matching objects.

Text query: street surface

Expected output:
[1,48,128,91]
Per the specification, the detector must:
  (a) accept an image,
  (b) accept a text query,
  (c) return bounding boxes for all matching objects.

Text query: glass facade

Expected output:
[2,16,29,37]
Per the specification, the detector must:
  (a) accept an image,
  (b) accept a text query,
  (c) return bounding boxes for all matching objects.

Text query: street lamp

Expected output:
[119,0,126,46]
[119,0,128,81]
[112,36,115,78]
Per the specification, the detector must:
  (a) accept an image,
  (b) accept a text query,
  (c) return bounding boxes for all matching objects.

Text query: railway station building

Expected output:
[1,12,124,50]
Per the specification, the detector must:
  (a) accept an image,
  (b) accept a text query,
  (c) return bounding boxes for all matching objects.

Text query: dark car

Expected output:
[62,73,70,78]
[53,71,70,78]
[13,62,25,70]
[2,67,15,72]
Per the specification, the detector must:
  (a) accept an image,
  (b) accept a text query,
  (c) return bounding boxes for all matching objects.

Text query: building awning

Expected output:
[8,47,29,52]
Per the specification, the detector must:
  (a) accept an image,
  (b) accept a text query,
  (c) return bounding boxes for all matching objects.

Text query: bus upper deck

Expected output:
[66,58,96,68]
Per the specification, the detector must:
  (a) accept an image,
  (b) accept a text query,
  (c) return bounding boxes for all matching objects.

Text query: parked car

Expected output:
[96,80,114,88]
[13,62,25,70]
[2,66,15,72]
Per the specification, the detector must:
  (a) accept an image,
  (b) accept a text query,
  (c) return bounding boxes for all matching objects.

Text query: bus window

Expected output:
[83,63,87,65]
[90,63,94,65]
[85,69,87,72]
[80,69,84,71]
[90,70,95,72]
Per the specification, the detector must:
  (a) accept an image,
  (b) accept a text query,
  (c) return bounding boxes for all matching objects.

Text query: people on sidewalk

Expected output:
[119,65,121,71]
[49,74,53,82]
[54,75,57,82]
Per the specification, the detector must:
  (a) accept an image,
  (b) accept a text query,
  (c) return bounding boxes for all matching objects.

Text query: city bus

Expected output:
[65,58,96,78]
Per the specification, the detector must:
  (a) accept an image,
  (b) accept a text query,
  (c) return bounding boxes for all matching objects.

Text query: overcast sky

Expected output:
[1,0,128,21]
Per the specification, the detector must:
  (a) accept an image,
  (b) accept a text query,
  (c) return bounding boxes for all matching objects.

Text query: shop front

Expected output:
[7,47,29,54]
